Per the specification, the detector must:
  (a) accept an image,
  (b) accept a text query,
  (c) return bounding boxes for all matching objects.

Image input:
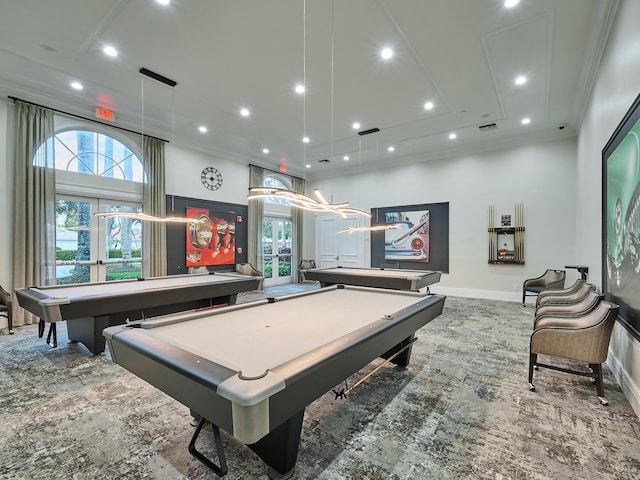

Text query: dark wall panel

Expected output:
[371,202,449,274]
[165,195,248,276]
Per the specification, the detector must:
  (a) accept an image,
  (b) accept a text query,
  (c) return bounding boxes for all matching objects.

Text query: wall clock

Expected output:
[201,166,223,191]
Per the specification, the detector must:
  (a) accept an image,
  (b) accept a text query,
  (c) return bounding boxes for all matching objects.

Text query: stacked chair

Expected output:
[535,279,595,310]
[527,279,619,405]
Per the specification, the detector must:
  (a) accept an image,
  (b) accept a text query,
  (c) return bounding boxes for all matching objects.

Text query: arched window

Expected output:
[52,129,144,181]
[38,125,145,285]
[263,174,292,205]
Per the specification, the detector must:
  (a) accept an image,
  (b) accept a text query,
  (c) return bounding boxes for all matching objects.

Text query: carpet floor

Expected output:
[0,285,638,479]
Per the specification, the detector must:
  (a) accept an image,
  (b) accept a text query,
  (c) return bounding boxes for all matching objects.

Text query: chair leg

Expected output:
[590,363,608,405]
[528,353,537,391]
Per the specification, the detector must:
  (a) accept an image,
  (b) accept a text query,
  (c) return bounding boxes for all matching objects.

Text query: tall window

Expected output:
[37,127,145,284]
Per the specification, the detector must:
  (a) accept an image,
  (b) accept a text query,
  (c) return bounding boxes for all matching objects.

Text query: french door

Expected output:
[55,195,142,284]
[261,217,293,286]
[316,214,364,268]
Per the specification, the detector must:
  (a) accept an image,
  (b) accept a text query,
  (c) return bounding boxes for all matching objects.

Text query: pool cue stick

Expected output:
[519,203,522,262]
[515,203,521,262]
[489,205,494,261]
[515,203,519,262]
[333,338,418,399]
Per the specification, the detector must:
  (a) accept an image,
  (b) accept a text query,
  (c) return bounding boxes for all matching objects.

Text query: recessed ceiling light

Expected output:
[295,84,305,94]
[343,155,349,161]
[302,136,310,143]
[262,148,270,154]
[424,101,434,110]
[449,133,457,140]
[198,126,207,133]
[521,118,531,125]
[70,81,83,90]
[156,0,170,5]
[387,146,395,152]
[240,108,250,117]
[504,0,520,7]
[306,164,311,169]
[515,75,527,85]
[352,122,361,130]
[380,47,393,60]
[103,45,118,57]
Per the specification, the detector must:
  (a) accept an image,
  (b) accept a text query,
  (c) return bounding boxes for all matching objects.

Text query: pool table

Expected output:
[304,266,441,292]
[104,285,446,479]
[16,272,259,355]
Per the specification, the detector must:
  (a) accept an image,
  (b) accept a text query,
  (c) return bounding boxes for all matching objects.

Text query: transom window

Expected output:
[52,130,144,181]
[263,174,292,205]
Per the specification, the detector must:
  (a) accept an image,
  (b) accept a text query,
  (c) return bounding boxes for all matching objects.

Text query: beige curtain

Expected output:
[248,165,264,268]
[291,176,305,280]
[12,101,56,327]
[142,137,167,277]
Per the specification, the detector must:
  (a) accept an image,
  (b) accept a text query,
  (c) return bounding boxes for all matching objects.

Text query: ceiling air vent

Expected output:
[478,123,497,132]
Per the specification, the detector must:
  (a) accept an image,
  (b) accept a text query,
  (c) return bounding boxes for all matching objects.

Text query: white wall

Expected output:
[164,142,250,205]
[309,137,579,301]
[577,0,640,417]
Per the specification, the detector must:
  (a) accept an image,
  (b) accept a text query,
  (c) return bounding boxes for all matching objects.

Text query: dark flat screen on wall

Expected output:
[371,202,449,273]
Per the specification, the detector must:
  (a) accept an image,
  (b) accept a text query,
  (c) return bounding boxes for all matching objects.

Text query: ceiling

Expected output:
[0,0,617,180]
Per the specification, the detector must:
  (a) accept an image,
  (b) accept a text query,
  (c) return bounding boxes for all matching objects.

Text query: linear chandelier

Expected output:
[338,224,401,234]
[248,187,371,218]
[93,212,204,224]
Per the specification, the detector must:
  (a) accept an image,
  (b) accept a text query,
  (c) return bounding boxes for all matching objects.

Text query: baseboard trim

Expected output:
[428,286,524,304]
[607,345,640,418]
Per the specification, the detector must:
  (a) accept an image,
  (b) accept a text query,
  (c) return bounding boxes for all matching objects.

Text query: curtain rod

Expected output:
[248,163,304,182]
[8,96,168,143]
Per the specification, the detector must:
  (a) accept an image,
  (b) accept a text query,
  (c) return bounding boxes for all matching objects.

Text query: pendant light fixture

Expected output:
[247,0,370,219]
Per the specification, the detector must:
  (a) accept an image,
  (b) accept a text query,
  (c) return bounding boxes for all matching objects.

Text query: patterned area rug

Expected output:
[1,289,638,480]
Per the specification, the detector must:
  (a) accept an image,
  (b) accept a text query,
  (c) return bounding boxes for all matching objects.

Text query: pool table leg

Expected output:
[248,409,305,480]
[66,315,109,355]
[382,334,416,367]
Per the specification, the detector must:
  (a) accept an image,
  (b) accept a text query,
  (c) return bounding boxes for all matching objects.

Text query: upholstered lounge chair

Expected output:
[534,290,604,327]
[297,259,316,283]
[528,300,619,405]
[534,290,604,323]
[536,280,595,308]
[536,279,585,303]
[236,263,264,291]
[0,285,13,334]
[522,269,566,305]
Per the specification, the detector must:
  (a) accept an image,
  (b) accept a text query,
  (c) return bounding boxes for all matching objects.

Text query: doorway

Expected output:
[55,196,142,284]
[315,214,364,268]
[261,217,293,286]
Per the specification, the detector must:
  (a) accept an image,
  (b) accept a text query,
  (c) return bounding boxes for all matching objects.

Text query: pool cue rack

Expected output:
[488,203,525,264]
